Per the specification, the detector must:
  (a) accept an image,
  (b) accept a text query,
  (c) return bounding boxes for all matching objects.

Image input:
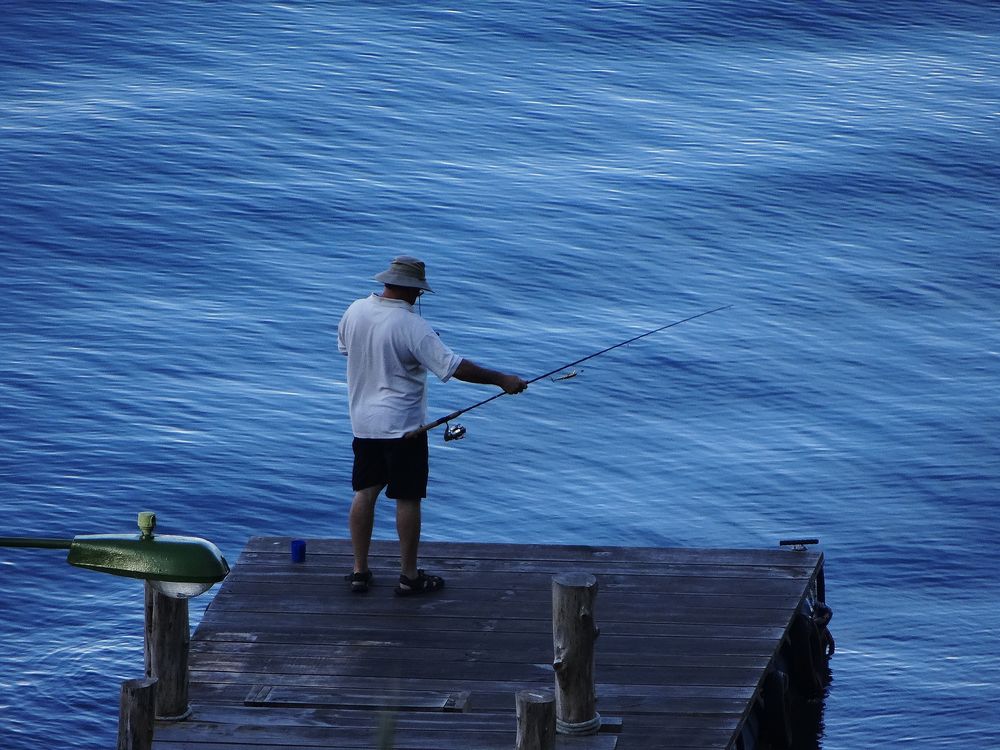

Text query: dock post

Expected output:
[144,582,192,720]
[516,689,556,750]
[116,677,157,750]
[551,572,601,735]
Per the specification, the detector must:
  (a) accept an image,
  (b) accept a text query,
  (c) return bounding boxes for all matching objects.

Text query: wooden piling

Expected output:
[551,572,601,735]
[116,677,157,750]
[515,689,556,750]
[144,583,191,720]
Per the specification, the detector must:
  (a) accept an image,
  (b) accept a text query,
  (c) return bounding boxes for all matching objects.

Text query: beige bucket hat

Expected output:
[373,256,433,292]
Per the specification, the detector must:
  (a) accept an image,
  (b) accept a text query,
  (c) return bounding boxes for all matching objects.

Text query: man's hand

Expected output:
[499,374,529,394]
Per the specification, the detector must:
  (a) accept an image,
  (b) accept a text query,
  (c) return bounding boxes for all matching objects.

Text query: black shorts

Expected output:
[352,433,429,499]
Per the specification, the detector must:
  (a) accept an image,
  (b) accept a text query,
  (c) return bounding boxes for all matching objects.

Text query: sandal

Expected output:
[345,570,373,594]
[395,569,445,597]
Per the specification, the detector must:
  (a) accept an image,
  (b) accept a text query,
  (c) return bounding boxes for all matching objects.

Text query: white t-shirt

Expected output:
[338,294,463,438]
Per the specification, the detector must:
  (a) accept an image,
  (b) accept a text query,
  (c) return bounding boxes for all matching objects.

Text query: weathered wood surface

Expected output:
[551,572,600,732]
[516,689,556,750]
[118,677,158,750]
[145,584,191,720]
[153,538,822,750]
[245,684,472,712]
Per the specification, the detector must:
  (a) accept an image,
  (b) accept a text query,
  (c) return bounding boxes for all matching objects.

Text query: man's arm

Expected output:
[453,359,528,395]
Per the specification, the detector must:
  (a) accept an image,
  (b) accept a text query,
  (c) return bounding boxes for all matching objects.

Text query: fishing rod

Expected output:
[405,304,732,442]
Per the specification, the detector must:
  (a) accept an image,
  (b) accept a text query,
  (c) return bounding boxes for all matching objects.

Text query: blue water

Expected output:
[2,1,998,747]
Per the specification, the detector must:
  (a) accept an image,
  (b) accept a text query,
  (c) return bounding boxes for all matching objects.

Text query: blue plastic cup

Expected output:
[290,539,306,563]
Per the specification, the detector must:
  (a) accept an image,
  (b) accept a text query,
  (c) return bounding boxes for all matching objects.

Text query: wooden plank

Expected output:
[210,583,802,612]
[234,543,819,570]
[221,570,814,599]
[154,737,618,750]
[224,567,815,597]
[192,618,788,641]
[229,555,819,583]
[187,671,758,703]
[245,685,471,712]
[176,705,517,728]
[153,710,620,749]
[200,601,797,629]
[205,586,801,625]
[229,553,804,575]
[240,537,820,567]
[191,634,774,670]
[153,724,619,749]
[190,638,778,666]
[199,600,795,631]
[154,743,617,750]
[189,632,781,656]
[187,678,758,715]
[189,654,765,688]
[205,577,806,617]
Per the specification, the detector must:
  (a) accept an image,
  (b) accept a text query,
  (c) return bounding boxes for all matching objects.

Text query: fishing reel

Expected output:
[443,422,467,442]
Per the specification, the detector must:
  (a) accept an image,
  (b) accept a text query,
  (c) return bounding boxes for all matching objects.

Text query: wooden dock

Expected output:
[152,538,825,750]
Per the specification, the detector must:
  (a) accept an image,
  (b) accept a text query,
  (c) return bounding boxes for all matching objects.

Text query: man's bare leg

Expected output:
[349,484,384,574]
[395,498,421,580]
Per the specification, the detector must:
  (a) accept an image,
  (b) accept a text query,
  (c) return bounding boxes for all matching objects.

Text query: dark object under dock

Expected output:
[152,538,828,749]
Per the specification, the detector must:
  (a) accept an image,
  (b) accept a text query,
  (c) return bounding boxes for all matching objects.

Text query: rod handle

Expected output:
[404,411,460,439]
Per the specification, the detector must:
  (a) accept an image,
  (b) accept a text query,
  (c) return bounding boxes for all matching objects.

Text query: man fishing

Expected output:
[338,256,528,596]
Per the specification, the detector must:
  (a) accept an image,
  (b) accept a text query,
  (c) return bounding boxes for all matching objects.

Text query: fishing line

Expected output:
[406,304,732,441]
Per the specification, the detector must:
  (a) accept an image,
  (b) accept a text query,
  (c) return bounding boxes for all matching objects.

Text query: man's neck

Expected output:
[380,285,420,305]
